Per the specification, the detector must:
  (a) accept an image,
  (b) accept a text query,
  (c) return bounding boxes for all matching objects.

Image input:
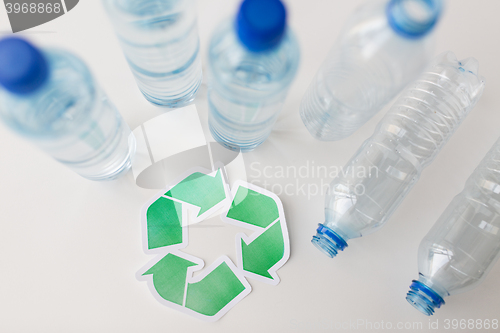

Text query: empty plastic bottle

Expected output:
[312,52,485,258]
[207,0,300,152]
[103,0,202,107]
[407,136,500,316]
[0,37,136,181]
[300,0,443,141]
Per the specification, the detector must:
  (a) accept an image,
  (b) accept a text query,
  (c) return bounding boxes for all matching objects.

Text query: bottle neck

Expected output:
[406,276,447,316]
[386,0,442,39]
[311,223,348,258]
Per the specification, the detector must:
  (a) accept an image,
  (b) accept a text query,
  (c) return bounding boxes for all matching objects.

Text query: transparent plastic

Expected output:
[312,52,485,258]
[103,0,202,107]
[300,0,442,141]
[0,49,136,181]
[207,20,300,152]
[407,136,500,316]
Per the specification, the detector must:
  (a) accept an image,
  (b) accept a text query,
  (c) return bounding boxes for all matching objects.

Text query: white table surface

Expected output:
[1,0,499,332]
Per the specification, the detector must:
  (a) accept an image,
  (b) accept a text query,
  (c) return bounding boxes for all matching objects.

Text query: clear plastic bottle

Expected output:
[407,136,500,316]
[207,0,300,152]
[312,52,485,258]
[102,0,202,107]
[300,0,443,141]
[0,37,136,181]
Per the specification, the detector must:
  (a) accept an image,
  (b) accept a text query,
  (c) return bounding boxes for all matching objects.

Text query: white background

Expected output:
[1,0,499,332]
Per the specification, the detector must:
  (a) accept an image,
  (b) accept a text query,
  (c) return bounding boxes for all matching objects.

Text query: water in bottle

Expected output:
[312,52,485,258]
[103,0,202,107]
[207,0,300,152]
[0,37,136,181]
[300,0,443,141]
[407,136,500,316]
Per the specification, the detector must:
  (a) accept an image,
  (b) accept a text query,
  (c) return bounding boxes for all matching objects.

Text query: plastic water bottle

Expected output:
[300,0,443,141]
[207,0,300,152]
[312,52,485,258]
[407,136,500,316]
[102,0,202,107]
[0,37,136,181]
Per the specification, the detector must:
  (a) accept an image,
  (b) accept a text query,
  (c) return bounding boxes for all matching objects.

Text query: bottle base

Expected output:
[311,223,348,258]
[299,87,365,141]
[406,280,445,316]
[83,153,133,181]
[208,110,270,153]
[140,76,202,108]
[72,131,136,182]
[209,124,261,153]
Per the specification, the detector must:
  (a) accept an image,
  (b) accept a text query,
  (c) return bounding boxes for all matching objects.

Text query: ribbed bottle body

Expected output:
[407,135,500,316]
[322,52,485,241]
[0,50,136,181]
[417,137,500,297]
[207,20,299,152]
[300,0,441,141]
[103,0,202,107]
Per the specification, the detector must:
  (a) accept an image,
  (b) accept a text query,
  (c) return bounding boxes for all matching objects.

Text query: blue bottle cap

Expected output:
[0,37,48,95]
[387,0,442,39]
[406,280,445,316]
[236,0,287,52]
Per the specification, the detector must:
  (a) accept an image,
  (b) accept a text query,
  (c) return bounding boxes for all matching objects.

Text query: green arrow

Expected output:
[165,169,226,217]
[185,262,246,316]
[143,253,198,305]
[241,221,284,279]
[146,197,183,250]
[227,186,279,228]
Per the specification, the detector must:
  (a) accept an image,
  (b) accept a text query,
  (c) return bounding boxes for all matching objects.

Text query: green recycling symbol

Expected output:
[137,168,290,321]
